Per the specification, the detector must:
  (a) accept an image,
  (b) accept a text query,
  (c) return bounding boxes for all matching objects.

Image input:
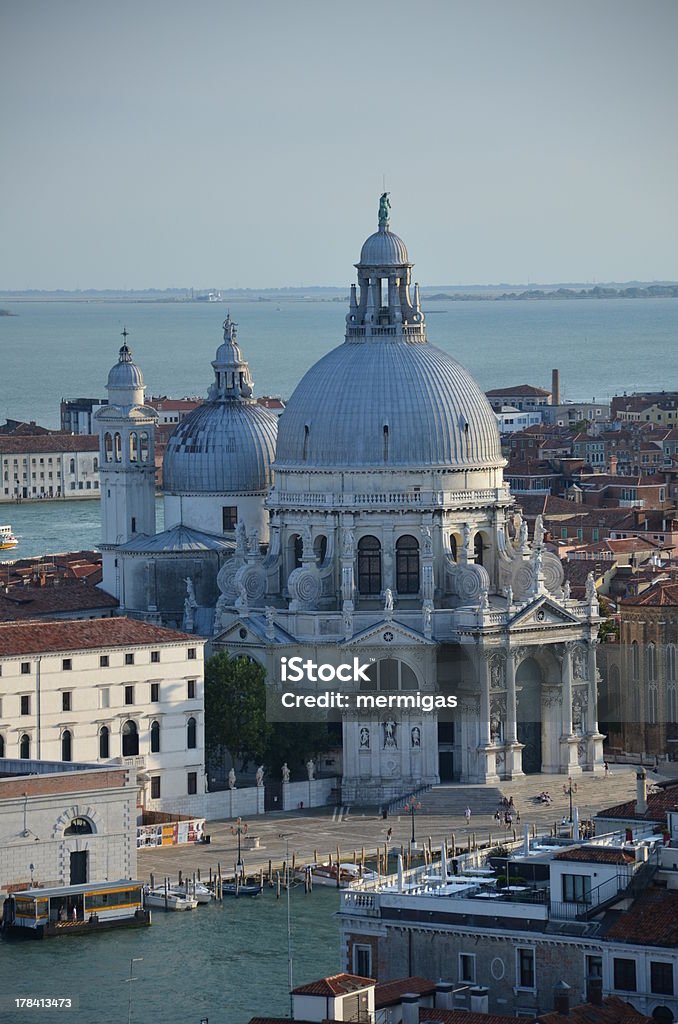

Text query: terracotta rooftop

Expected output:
[420,1010,517,1024]
[554,847,635,865]
[486,384,551,397]
[605,887,678,947]
[538,994,652,1023]
[597,780,678,822]
[0,580,117,622]
[0,434,98,453]
[622,581,678,606]
[375,977,437,1007]
[0,617,200,656]
[291,974,374,997]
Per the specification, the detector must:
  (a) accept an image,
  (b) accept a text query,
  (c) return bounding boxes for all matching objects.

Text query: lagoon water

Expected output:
[1,886,340,1024]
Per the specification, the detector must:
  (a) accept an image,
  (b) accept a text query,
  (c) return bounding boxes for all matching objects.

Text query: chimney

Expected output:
[586,975,603,1006]
[553,980,571,1015]
[435,982,454,1010]
[401,993,420,1024]
[552,369,561,406]
[636,767,648,814]
[469,987,489,1014]
[609,454,618,475]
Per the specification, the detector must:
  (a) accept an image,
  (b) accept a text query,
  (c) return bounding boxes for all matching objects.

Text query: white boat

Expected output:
[143,887,198,911]
[169,882,212,904]
[297,863,378,889]
[0,525,17,551]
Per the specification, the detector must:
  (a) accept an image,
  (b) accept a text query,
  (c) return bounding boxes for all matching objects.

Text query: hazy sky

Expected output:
[2,0,677,289]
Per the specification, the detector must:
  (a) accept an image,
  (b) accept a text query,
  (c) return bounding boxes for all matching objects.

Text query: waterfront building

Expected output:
[0,757,138,891]
[337,804,677,1021]
[0,434,99,502]
[485,384,552,411]
[0,617,205,808]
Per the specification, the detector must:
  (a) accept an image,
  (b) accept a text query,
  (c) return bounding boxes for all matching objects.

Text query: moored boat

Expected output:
[0,525,17,551]
[168,881,212,904]
[1,880,150,938]
[296,863,378,889]
[143,886,198,911]
[221,881,262,897]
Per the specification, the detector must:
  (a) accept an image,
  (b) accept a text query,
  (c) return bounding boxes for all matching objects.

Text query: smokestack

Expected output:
[553,980,571,1015]
[469,987,489,1014]
[587,975,603,1006]
[552,369,561,406]
[401,993,420,1024]
[435,982,454,1010]
[636,767,648,814]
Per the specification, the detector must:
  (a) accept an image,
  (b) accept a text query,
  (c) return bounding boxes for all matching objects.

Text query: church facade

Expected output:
[98,199,604,797]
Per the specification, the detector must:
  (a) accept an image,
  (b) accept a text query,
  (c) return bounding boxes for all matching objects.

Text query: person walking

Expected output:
[464,806,471,826]
[604,760,609,777]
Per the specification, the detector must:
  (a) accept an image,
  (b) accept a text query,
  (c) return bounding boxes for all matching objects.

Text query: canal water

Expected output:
[1,887,341,1023]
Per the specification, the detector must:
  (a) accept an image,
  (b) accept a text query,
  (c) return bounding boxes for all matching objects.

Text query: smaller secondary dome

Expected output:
[359,227,409,267]
[107,338,144,391]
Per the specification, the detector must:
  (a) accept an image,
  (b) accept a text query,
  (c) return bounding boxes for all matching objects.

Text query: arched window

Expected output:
[314,535,328,565]
[69,458,76,475]
[631,640,640,681]
[668,644,676,683]
[62,729,72,762]
[187,717,197,749]
[669,686,678,724]
[0,735,4,757]
[648,643,657,682]
[104,433,113,463]
[114,433,122,463]
[362,658,418,691]
[99,725,109,759]
[93,457,98,472]
[122,720,139,756]
[139,432,149,463]
[383,424,389,462]
[358,536,382,595]
[64,817,93,835]
[19,734,30,759]
[302,425,310,461]
[290,534,303,570]
[396,535,419,594]
[150,720,160,753]
[449,535,458,562]
[129,431,138,462]
[474,533,484,567]
[648,685,658,725]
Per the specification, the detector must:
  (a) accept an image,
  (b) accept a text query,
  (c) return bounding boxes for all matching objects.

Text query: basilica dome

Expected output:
[163,317,278,495]
[275,202,502,473]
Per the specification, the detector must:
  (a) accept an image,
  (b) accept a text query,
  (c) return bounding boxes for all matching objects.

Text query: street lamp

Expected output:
[126,957,143,1024]
[563,777,578,822]
[231,817,248,879]
[403,799,421,851]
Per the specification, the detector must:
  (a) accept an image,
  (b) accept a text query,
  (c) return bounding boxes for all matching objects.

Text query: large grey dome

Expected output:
[359,227,410,266]
[274,340,503,470]
[164,401,278,494]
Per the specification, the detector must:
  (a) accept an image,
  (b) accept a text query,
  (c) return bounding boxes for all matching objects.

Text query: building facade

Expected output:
[0,434,100,502]
[0,617,205,809]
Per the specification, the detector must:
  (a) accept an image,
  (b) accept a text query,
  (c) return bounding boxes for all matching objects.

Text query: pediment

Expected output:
[345,619,435,648]
[509,596,582,630]
[213,614,295,646]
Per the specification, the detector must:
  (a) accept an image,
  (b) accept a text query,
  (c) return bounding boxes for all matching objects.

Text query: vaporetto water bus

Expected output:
[1,880,150,938]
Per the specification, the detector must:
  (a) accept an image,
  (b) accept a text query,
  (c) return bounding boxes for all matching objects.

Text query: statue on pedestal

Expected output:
[255,765,264,787]
[228,768,236,790]
[282,762,290,783]
[306,758,316,781]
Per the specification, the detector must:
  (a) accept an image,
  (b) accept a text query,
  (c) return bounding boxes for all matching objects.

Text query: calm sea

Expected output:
[1,887,341,1024]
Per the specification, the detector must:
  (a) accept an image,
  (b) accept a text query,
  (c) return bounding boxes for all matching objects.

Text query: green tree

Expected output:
[264,722,334,778]
[204,652,271,769]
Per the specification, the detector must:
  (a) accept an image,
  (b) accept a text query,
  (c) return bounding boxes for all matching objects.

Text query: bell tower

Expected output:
[95,329,158,598]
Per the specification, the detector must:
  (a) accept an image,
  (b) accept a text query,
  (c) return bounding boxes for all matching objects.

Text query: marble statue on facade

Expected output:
[384,588,394,613]
[255,765,265,786]
[281,762,290,783]
[383,719,397,748]
[360,727,370,748]
[306,758,316,781]
[228,768,236,790]
[378,192,391,226]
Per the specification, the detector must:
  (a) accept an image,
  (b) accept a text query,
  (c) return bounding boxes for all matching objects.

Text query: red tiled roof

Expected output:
[554,847,635,865]
[597,780,678,822]
[622,581,678,606]
[0,581,118,622]
[0,616,201,656]
[375,977,437,1007]
[291,973,375,996]
[0,434,98,453]
[420,1009,516,1024]
[486,384,551,397]
[538,994,652,1023]
[249,1019,343,1024]
[605,888,678,947]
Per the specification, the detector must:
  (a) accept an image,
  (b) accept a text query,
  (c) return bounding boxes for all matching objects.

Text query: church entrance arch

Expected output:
[516,657,543,774]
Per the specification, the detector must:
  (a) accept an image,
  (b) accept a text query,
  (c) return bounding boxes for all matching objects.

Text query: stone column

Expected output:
[503,649,524,778]
[561,642,581,774]
[477,649,499,783]
[587,639,605,771]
